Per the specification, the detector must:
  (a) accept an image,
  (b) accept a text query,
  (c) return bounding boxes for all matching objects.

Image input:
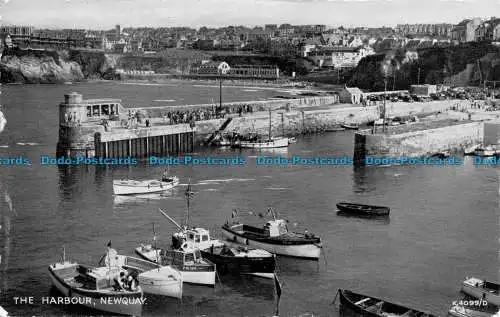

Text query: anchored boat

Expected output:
[462,277,500,306]
[48,254,144,316]
[200,242,276,279]
[113,172,179,195]
[221,208,322,260]
[0,305,8,317]
[337,289,439,317]
[336,202,390,217]
[236,108,290,149]
[136,243,216,287]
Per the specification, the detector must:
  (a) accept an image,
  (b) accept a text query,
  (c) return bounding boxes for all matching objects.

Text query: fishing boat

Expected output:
[113,172,179,195]
[135,243,216,287]
[123,255,183,299]
[336,202,390,217]
[341,123,359,130]
[136,185,218,286]
[461,277,500,306]
[48,254,144,316]
[238,108,290,149]
[200,242,276,279]
[221,208,322,260]
[337,289,439,317]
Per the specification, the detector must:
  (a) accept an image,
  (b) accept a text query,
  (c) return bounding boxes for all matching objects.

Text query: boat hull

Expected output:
[135,247,215,286]
[48,263,143,316]
[137,267,183,299]
[200,248,275,278]
[336,203,390,217]
[113,178,179,195]
[338,289,438,317]
[221,227,321,260]
[238,137,289,149]
[462,281,500,306]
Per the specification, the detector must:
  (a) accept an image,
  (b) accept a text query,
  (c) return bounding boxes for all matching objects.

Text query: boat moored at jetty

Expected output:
[336,202,390,217]
[337,289,439,317]
[221,208,322,260]
[462,277,500,306]
[113,172,179,195]
[238,136,290,149]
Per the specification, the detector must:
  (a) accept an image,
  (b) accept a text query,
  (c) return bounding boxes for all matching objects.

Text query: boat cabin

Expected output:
[172,228,212,249]
[264,220,288,237]
[163,249,204,267]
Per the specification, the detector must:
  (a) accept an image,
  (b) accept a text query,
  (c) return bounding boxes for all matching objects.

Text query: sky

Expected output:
[1,0,500,29]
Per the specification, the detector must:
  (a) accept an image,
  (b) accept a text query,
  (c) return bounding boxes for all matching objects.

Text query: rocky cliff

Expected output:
[0,49,84,84]
[348,42,500,91]
[0,48,120,84]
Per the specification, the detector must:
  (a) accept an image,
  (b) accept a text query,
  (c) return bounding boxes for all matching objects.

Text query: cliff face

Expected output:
[0,50,84,84]
[0,49,121,84]
[348,43,500,91]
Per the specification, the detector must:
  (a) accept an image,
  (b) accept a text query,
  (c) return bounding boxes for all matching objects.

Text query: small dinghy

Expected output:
[430,151,451,159]
[337,289,439,317]
[221,208,322,260]
[113,172,179,195]
[200,242,276,279]
[336,202,390,217]
[462,277,500,306]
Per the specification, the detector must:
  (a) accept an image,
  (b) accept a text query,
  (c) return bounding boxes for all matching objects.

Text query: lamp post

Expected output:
[217,62,230,113]
[382,66,388,133]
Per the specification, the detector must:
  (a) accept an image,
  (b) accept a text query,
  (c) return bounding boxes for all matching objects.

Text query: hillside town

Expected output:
[1,18,499,74]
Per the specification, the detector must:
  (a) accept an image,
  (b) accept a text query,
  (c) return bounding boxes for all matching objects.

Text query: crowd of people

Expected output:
[162,104,256,126]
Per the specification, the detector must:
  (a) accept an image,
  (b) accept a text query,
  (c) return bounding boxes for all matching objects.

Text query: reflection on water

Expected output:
[335,213,391,225]
[218,274,275,301]
[113,191,180,206]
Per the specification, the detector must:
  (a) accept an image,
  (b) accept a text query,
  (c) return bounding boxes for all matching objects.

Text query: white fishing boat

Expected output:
[48,255,144,316]
[239,137,290,149]
[124,255,183,299]
[113,172,179,195]
[221,208,322,260]
[462,277,500,306]
[136,195,218,286]
[237,108,290,149]
[135,242,216,287]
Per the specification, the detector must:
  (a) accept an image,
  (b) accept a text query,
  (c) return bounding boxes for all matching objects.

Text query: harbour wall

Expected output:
[128,95,340,115]
[352,121,500,165]
[58,92,482,158]
[193,100,464,143]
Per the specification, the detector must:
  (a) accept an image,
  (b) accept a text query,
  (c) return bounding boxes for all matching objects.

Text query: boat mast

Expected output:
[268,107,272,142]
[185,180,194,228]
[153,223,160,269]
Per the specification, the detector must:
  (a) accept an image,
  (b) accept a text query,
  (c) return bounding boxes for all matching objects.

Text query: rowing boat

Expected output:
[337,289,438,317]
[336,202,390,217]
